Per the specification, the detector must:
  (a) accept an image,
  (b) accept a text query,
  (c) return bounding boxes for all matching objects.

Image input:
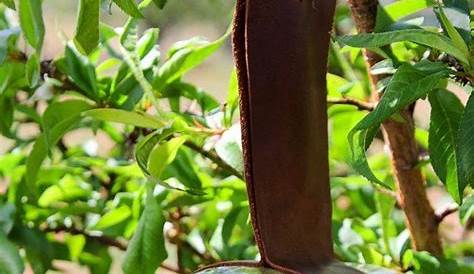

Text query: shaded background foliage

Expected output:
[0,0,473,274]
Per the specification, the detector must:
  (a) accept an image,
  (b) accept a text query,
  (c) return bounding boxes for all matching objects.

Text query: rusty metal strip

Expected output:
[196,1,361,273]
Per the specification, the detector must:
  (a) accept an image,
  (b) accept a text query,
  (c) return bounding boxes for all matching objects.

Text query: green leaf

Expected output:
[435,5,470,60]
[82,244,112,274]
[148,136,187,178]
[119,19,160,110]
[161,81,219,113]
[120,18,139,52]
[162,149,203,191]
[349,61,449,186]
[154,28,230,89]
[459,195,474,224]
[58,43,99,99]
[137,28,159,59]
[457,94,474,194]
[112,0,143,18]
[93,206,132,230]
[84,109,165,129]
[19,0,44,51]
[441,0,471,44]
[0,203,15,234]
[122,186,167,274]
[0,234,24,274]
[0,96,14,138]
[222,205,245,245]
[25,52,40,88]
[225,69,239,127]
[412,251,474,274]
[26,100,93,188]
[74,0,100,55]
[215,125,244,175]
[375,0,435,32]
[65,234,86,261]
[429,89,464,203]
[0,0,15,10]
[9,226,54,274]
[0,27,20,64]
[375,191,397,259]
[136,131,172,176]
[152,0,167,9]
[339,29,470,65]
[38,175,92,207]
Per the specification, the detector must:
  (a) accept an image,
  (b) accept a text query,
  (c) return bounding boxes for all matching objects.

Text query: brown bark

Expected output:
[347,0,443,256]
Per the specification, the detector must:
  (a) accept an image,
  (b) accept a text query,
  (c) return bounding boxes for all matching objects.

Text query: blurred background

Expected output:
[41,0,235,100]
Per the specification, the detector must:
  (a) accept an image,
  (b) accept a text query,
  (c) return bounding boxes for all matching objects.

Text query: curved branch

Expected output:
[184,140,244,180]
[327,97,374,111]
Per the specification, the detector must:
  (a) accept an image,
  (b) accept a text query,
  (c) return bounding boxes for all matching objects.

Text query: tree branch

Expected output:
[328,97,374,111]
[43,226,184,274]
[436,207,459,224]
[347,0,443,256]
[184,140,244,180]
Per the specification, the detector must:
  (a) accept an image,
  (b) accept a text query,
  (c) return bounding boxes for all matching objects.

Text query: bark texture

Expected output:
[347,0,443,256]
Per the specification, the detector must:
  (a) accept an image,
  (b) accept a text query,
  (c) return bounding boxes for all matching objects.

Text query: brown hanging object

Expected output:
[197,1,361,273]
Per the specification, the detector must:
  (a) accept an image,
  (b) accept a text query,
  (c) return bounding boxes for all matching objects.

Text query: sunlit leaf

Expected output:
[38,175,92,207]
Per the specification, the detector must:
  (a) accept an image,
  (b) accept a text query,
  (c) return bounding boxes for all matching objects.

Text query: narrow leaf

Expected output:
[57,43,99,99]
[26,100,93,188]
[457,94,474,194]
[112,0,143,18]
[122,186,167,274]
[38,176,92,207]
[0,234,25,274]
[84,109,165,129]
[0,0,15,9]
[428,89,464,203]
[154,28,230,89]
[435,5,469,60]
[25,52,40,87]
[74,0,100,55]
[349,61,449,186]
[93,206,132,230]
[148,137,187,179]
[152,0,167,9]
[19,0,45,51]
[459,195,474,224]
[339,29,470,65]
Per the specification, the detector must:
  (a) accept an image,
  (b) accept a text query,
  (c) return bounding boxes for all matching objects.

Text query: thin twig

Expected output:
[43,226,127,250]
[436,207,459,224]
[184,140,244,180]
[327,97,374,111]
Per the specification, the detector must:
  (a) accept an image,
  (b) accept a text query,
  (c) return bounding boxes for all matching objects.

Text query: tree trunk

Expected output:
[347,0,443,256]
